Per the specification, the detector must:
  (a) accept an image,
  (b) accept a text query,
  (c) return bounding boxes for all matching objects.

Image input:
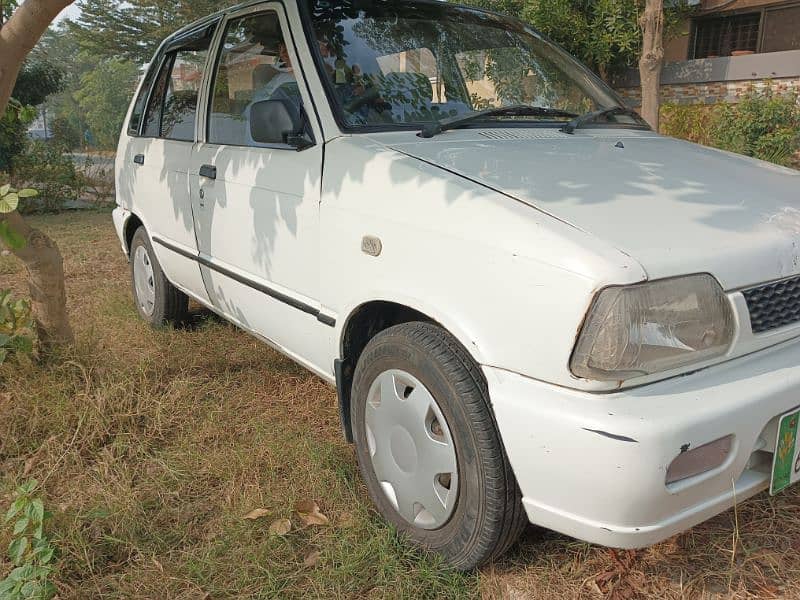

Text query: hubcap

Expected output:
[365,369,459,530]
[133,245,156,317]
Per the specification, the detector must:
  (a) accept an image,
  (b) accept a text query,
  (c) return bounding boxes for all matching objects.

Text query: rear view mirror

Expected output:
[250,99,310,149]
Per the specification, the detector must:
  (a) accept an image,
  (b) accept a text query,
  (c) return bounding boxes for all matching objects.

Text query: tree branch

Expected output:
[0,0,74,114]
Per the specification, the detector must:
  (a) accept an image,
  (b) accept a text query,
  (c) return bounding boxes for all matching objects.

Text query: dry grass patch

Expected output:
[0,212,474,599]
[2,212,800,599]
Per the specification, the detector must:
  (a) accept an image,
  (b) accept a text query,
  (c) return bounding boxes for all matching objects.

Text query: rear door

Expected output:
[131,23,218,302]
[189,4,330,374]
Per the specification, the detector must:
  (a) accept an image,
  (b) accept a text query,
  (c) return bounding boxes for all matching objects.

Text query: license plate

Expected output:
[771,409,800,495]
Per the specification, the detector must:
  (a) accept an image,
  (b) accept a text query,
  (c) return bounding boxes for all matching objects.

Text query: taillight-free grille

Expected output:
[743,275,800,334]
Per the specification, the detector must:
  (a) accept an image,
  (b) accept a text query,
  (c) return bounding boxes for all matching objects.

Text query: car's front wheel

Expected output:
[351,322,526,570]
[129,227,188,327]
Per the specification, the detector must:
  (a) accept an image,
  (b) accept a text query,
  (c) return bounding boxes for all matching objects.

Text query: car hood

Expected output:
[377,129,800,290]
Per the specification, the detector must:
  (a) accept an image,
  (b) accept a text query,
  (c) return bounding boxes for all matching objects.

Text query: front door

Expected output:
[190,6,329,374]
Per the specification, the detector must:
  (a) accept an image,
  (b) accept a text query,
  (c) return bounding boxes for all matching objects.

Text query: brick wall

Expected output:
[617,76,800,107]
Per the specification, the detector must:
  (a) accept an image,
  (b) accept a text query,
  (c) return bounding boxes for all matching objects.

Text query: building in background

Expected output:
[616,0,800,106]
[27,107,51,141]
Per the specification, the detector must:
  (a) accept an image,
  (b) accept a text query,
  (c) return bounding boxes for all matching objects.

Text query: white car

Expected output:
[114,0,800,569]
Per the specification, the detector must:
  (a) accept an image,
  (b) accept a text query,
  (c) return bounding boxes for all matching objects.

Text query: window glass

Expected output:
[305,1,619,129]
[143,57,172,137]
[209,12,306,147]
[692,13,761,59]
[128,61,160,135]
[142,43,211,140]
[162,49,210,140]
[762,6,800,54]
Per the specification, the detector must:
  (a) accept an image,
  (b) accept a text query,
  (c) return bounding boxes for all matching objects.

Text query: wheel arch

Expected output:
[122,212,145,257]
[335,299,486,443]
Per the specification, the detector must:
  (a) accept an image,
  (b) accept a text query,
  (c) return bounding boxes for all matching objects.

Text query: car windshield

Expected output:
[303,0,624,130]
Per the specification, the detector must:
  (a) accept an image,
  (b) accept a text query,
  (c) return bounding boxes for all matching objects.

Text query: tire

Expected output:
[129,227,188,327]
[351,322,527,570]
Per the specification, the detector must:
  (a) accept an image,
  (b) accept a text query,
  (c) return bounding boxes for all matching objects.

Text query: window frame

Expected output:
[689,2,800,59]
[134,19,221,141]
[296,0,625,135]
[760,2,800,54]
[127,56,164,137]
[201,3,319,152]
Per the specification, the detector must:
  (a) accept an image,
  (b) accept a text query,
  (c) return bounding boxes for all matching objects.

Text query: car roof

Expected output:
[164,0,513,45]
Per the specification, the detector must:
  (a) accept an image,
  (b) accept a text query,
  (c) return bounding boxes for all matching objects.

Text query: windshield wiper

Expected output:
[561,106,650,134]
[419,105,579,139]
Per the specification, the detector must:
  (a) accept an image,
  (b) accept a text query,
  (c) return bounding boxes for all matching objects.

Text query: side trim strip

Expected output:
[152,236,335,327]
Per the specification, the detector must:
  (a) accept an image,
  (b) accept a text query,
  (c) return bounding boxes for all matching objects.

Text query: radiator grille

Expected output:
[743,275,800,334]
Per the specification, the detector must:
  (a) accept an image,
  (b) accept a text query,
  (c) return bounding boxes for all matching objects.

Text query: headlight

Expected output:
[571,274,735,382]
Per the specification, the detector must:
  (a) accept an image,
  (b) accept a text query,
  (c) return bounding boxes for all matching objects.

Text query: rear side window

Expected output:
[142,35,213,141]
[128,62,159,135]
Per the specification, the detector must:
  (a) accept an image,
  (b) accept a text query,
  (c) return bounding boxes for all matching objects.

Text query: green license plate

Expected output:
[771,409,800,495]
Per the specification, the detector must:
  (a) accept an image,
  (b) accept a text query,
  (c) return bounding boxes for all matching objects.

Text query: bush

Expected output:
[12,141,82,213]
[661,88,800,167]
[50,117,82,151]
[712,89,800,166]
[661,103,716,147]
[0,290,35,364]
[0,480,57,600]
[0,102,35,174]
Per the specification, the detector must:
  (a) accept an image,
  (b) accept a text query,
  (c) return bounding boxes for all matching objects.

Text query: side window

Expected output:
[142,38,212,141]
[208,12,306,147]
[143,56,172,137]
[128,59,160,135]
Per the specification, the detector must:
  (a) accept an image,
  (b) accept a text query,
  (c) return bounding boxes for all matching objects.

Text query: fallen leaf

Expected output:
[303,550,321,567]
[243,508,270,520]
[269,518,292,536]
[295,500,329,526]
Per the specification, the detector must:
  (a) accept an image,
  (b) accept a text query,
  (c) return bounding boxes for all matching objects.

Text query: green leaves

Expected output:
[1,480,57,600]
[8,536,29,564]
[0,192,19,213]
[0,290,35,365]
[0,182,37,214]
[0,221,26,249]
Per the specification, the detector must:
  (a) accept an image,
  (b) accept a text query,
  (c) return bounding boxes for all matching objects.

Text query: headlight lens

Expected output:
[571,275,735,382]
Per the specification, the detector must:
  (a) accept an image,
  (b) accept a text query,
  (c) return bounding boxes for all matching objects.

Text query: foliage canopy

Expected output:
[454,0,691,79]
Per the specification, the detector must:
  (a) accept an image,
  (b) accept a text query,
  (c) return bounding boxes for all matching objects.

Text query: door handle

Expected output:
[199,164,217,180]
[133,154,145,165]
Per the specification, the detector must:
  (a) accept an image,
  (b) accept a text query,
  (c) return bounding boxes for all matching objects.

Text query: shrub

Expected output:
[0,290,35,364]
[0,100,36,174]
[660,103,716,147]
[0,480,57,600]
[662,88,800,167]
[12,142,82,213]
[711,89,800,166]
[50,117,82,151]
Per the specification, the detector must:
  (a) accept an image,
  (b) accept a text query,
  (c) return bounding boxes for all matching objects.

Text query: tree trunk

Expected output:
[0,0,75,348]
[597,64,609,84]
[638,0,664,131]
[1,212,74,346]
[0,0,74,115]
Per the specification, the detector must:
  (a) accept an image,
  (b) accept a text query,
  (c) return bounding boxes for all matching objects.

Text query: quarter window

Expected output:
[208,12,306,147]
[128,61,160,135]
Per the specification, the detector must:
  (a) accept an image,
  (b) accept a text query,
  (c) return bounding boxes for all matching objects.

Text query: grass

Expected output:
[2,211,800,599]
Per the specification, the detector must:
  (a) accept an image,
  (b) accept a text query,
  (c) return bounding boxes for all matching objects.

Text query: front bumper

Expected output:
[485,337,800,548]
